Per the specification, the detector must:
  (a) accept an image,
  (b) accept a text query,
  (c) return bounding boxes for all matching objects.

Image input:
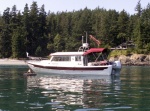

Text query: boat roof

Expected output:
[50,52,84,56]
[83,48,106,55]
[50,48,106,56]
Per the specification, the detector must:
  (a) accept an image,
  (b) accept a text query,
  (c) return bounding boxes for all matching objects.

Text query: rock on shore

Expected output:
[109,54,150,65]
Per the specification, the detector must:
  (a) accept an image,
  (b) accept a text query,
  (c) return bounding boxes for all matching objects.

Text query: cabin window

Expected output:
[51,57,61,61]
[63,56,71,61]
[51,56,71,61]
[75,56,81,61]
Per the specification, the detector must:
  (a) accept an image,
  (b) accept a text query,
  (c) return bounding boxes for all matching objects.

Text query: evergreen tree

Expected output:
[29,1,40,55]
[10,5,25,58]
[0,1,150,58]
[107,10,119,47]
[53,34,65,52]
[46,12,56,53]
[117,10,129,44]
[127,15,135,41]
[37,4,48,56]
[140,3,150,50]
[0,8,12,57]
[22,4,30,54]
[97,10,110,47]
[12,26,26,58]
[134,0,143,49]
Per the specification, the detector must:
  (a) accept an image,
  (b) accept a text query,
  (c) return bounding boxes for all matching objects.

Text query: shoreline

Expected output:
[122,64,150,66]
[0,59,27,65]
[0,59,150,66]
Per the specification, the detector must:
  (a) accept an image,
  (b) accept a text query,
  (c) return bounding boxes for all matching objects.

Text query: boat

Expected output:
[23,68,37,76]
[27,34,121,76]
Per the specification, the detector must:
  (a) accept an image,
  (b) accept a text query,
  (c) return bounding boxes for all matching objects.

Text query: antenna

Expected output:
[85,31,88,43]
[82,31,89,49]
[78,32,89,52]
[82,36,84,45]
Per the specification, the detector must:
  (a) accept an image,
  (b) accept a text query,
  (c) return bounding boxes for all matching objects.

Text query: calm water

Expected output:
[0,66,150,111]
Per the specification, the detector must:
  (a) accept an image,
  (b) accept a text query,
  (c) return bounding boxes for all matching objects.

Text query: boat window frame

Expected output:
[51,56,71,62]
[75,55,82,61]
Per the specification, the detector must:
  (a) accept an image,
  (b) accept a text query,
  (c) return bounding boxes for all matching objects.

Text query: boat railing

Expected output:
[78,43,89,52]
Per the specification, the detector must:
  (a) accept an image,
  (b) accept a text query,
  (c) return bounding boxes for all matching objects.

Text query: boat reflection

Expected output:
[26,74,120,108]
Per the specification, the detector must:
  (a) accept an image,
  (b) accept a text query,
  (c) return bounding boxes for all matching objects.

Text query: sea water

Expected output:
[0,66,150,111]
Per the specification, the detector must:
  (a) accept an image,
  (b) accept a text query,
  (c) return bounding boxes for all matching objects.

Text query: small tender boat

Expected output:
[27,35,121,76]
[23,69,37,76]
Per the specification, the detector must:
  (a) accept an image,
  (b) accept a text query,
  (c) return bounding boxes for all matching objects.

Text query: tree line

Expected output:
[0,1,150,58]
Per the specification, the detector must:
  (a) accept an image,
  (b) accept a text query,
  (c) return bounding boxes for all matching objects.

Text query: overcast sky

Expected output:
[0,0,150,15]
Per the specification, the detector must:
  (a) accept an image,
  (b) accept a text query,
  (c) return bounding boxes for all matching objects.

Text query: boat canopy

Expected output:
[50,48,107,56]
[83,48,107,55]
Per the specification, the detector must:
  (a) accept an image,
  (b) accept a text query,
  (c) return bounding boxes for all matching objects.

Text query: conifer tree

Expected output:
[0,8,12,57]
[29,1,39,55]
[134,0,143,49]
[22,4,30,54]
[117,10,129,45]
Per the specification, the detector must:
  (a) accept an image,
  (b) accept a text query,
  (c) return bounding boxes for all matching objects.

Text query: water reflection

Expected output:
[26,74,120,109]
[1,66,150,110]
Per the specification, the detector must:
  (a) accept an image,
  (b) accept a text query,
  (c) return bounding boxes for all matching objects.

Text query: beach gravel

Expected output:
[0,59,27,65]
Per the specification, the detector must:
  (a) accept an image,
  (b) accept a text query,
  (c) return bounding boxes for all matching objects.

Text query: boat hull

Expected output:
[27,63,113,76]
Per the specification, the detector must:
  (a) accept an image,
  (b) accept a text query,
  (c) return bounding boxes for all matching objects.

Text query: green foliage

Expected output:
[0,1,150,58]
[35,46,42,56]
[53,34,65,52]
[117,10,129,44]
[109,50,128,57]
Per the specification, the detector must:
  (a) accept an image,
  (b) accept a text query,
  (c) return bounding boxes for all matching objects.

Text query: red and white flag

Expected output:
[89,35,101,46]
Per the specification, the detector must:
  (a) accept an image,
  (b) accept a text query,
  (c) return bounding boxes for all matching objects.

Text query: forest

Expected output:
[0,1,150,58]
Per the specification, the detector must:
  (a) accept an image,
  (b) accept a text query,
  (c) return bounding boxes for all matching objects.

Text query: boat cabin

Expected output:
[49,48,109,67]
[50,52,85,66]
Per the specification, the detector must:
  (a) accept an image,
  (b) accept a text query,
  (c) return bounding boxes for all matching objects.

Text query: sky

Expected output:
[0,0,150,15]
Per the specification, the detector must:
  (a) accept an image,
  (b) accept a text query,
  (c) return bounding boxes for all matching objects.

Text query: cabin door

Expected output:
[83,56,88,66]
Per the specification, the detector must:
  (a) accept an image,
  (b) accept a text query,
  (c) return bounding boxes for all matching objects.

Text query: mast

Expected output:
[85,31,88,43]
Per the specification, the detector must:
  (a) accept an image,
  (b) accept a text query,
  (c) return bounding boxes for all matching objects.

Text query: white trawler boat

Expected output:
[27,35,121,76]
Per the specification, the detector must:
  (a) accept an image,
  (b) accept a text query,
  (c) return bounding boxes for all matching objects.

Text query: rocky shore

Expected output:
[109,54,150,66]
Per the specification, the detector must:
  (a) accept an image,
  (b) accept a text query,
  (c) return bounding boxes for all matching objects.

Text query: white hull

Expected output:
[28,63,113,76]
